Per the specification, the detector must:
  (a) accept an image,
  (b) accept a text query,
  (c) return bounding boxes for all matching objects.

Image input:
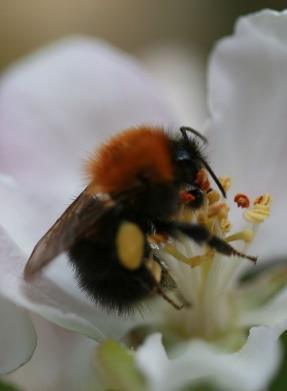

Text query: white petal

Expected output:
[0,38,174,342]
[0,174,145,342]
[139,43,207,127]
[0,175,145,342]
[6,315,97,391]
[0,174,58,254]
[0,296,36,374]
[0,222,145,342]
[240,286,287,328]
[0,37,174,197]
[136,325,283,391]
[207,10,287,261]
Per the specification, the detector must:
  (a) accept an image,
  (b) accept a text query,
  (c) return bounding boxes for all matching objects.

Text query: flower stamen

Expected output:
[226,229,254,243]
[220,218,232,233]
[219,176,231,192]
[234,193,250,208]
[244,193,272,224]
[207,189,221,204]
[195,169,211,192]
[164,244,213,267]
[180,191,196,203]
[208,203,227,218]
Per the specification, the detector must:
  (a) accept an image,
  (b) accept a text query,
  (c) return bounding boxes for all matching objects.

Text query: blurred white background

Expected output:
[0,1,285,128]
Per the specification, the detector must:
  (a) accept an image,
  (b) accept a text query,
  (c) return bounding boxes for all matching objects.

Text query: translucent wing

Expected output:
[24,187,114,280]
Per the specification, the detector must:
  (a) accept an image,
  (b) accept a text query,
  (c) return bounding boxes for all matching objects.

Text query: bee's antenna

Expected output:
[180,126,208,144]
[179,126,225,198]
[199,157,226,198]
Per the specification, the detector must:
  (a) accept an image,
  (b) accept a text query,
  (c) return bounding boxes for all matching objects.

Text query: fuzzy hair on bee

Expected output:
[24,125,256,314]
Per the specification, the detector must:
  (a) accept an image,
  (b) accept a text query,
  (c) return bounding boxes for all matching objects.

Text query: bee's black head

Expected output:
[172,126,226,199]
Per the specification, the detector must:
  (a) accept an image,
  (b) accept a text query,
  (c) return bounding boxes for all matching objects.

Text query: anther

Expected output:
[234,193,250,208]
[197,212,208,226]
[149,233,168,244]
[208,203,227,218]
[244,194,272,224]
[219,176,231,192]
[180,191,196,203]
[244,206,270,224]
[254,193,272,206]
[195,169,211,192]
[218,204,229,219]
[207,190,221,204]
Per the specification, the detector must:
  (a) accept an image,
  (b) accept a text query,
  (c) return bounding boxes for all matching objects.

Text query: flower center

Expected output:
[156,175,272,348]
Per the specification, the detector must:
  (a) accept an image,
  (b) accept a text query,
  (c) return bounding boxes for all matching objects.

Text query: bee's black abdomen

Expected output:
[67,187,177,315]
[68,237,155,314]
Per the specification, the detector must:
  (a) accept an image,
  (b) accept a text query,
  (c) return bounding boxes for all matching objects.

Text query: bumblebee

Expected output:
[24,126,253,313]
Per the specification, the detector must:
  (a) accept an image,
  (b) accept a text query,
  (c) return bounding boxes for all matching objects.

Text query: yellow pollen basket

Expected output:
[116,222,144,270]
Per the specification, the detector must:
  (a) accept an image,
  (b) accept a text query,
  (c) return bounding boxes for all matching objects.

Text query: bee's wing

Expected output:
[24,187,114,280]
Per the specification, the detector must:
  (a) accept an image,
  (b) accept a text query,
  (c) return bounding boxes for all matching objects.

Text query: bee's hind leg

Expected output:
[145,255,191,310]
[155,285,185,310]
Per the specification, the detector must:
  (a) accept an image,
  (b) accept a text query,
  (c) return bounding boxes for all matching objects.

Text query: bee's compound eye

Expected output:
[116,222,145,270]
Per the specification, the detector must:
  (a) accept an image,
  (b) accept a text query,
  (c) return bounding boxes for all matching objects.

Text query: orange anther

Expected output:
[149,233,168,244]
[180,191,196,203]
[195,169,210,192]
[254,195,263,205]
[234,193,250,208]
[254,193,272,206]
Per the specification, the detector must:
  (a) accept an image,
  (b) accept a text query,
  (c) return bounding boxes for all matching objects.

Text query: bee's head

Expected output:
[172,127,225,207]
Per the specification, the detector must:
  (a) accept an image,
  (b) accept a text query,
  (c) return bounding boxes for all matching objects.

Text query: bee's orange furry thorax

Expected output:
[86,127,174,193]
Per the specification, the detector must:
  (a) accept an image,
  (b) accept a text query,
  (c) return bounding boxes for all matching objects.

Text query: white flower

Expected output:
[135,9,287,391]
[5,315,98,391]
[0,9,287,391]
[0,296,36,375]
[0,38,174,374]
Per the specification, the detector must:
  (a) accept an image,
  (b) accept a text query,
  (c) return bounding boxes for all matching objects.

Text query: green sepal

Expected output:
[96,339,146,391]
[0,379,21,391]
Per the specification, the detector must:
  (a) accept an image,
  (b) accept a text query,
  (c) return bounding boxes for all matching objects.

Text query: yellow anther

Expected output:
[218,204,230,219]
[178,207,193,223]
[208,202,227,218]
[226,229,254,243]
[244,204,271,224]
[220,218,232,233]
[206,219,216,233]
[207,190,221,205]
[254,193,272,207]
[243,193,272,224]
[197,212,208,226]
[219,176,231,192]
